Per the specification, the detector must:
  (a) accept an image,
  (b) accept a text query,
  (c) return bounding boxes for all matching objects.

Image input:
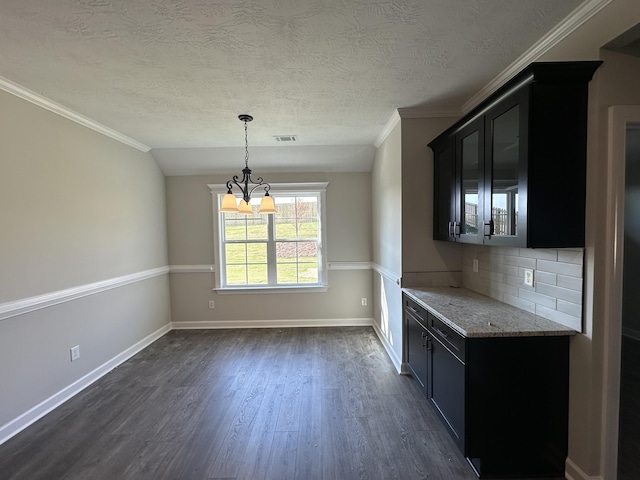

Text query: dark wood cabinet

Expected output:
[429,61,602,247]
[427,314,466,452]
[403,293,571,478]
[404,297,430,394]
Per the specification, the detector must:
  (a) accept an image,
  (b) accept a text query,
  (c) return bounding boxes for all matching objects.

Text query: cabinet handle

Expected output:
[448,221,454,237]
[422,333,432,351]
[454,222,461,237]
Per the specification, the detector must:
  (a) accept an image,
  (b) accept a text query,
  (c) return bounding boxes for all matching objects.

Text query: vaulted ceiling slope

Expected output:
[0,0,587,173]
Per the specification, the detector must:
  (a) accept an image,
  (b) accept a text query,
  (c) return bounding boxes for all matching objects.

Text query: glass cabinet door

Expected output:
[456,119,483,242]
[432,137,456,241]
[487,102,521,239]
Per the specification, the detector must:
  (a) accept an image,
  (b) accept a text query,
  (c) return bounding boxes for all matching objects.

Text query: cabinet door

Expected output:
[483,92,528,246]
[428,333,465,452]
[432,136,456,241]
[406,311,429,392]
[455,118,484,243]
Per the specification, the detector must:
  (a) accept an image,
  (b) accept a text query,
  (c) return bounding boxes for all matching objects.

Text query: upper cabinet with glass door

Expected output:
[429,61,602,248]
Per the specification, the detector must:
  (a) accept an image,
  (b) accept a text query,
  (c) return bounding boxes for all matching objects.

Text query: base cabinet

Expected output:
[403,294,570,478]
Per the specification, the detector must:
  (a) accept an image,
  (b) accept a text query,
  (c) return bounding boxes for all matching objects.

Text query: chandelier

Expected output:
[220,114,276,214]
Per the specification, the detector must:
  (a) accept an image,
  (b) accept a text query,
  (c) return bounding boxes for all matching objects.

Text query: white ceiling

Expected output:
[0,0,587,174]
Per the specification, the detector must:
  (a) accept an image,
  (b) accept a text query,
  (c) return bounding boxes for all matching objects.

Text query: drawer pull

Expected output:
[433,327,449,339]
[433,327,459,351]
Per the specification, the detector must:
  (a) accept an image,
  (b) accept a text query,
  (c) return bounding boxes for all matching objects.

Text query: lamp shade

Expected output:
[220,193,239,212]
[238,199,253,214]
[258,194,277,214]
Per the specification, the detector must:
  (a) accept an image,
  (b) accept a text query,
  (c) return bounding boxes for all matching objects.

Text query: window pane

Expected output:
[224,215,247,240]
[276,242,297,263]
[247,264,268,284]
[297,242,318,262]
[277,263,298,284]
[247,243,267,263]
[247,217,268,240]
[225,244,246,264]
[298,220,318,239]
[275,217,296,238]
[226,265,247,285]
[298,263,318,283]
[275,196,319,239]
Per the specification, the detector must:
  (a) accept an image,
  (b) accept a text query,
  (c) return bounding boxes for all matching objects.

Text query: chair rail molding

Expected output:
[0,266,170,321]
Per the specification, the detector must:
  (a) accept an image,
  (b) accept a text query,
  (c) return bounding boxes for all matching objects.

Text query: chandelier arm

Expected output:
[248,180,270,197]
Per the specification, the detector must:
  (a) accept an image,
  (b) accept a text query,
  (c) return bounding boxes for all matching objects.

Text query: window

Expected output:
[209,183,328,291]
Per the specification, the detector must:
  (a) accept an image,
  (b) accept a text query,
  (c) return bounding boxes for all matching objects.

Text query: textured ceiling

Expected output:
[0,0,585,173]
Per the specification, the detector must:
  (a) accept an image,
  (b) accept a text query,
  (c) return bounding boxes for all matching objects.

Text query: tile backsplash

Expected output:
[461,245,584,332]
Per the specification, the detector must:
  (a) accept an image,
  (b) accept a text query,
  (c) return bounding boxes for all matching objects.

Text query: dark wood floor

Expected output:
[1,327,563,480]
[618,335,640,480]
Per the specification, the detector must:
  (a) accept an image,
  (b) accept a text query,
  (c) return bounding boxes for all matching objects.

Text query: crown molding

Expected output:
[0,75,151,153]
[462,0,613,114]
[374,110,401,148]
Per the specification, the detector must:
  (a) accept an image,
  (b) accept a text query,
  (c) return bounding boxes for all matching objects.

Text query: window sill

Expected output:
[213,285,329,295]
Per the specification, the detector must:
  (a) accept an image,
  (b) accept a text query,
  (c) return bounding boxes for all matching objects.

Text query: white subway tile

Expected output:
[518,288,557,308]
[503,255,537,268]
[557,275,583,291]
[519,248,558,261]
[557,299,582,319]
[536,283,582,305]
[503,294,536,314]
[537,260,583,278]
[536,305,582,332]
[494,264,519,277]
[534,271,557,286]
[558,249,584,265]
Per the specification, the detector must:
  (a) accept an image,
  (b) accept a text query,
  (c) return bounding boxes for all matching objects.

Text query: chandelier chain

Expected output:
[244,119,249,168]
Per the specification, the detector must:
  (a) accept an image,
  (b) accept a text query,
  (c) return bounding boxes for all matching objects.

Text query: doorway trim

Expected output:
[601,105,640,479]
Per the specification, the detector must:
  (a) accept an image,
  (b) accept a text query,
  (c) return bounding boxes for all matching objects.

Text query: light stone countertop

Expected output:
[403,287,577,338]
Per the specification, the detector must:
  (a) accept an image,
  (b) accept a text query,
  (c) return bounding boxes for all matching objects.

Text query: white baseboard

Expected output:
[565,458,602,480]
[0,323,171,445]
[372,322,402,373]
[171,318,374,330]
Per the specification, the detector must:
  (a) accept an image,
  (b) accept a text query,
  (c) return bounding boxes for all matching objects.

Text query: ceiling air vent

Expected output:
[273,135,297,142]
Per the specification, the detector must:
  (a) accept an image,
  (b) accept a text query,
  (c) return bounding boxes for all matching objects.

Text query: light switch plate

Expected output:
[524,269,534,287]
[473,259,479,273]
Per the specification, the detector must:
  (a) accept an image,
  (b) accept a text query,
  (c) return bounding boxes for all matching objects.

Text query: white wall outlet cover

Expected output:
[524,269,534,287]
[70,345,80,362]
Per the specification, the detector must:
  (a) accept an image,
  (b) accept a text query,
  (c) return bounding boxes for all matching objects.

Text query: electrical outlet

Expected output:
[473,259,479,273]
[361,298,368,306]
[524,269,534,287]
[70,345,80,362]
[208,300,215,309]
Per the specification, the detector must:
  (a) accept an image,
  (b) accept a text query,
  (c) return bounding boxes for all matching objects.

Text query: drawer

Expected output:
[428,313,466,363]
[404,297,428,329]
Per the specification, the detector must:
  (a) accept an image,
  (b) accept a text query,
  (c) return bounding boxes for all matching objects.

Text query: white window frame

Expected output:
[208,182,329,293]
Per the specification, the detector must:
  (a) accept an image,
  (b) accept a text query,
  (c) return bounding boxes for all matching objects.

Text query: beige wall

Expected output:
[371,122,403,368]
[166,172,373,324]
[401,117,461,284]
[0,90,170,429]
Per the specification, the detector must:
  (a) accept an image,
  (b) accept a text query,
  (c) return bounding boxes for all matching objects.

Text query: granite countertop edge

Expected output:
[403,286,578,338]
